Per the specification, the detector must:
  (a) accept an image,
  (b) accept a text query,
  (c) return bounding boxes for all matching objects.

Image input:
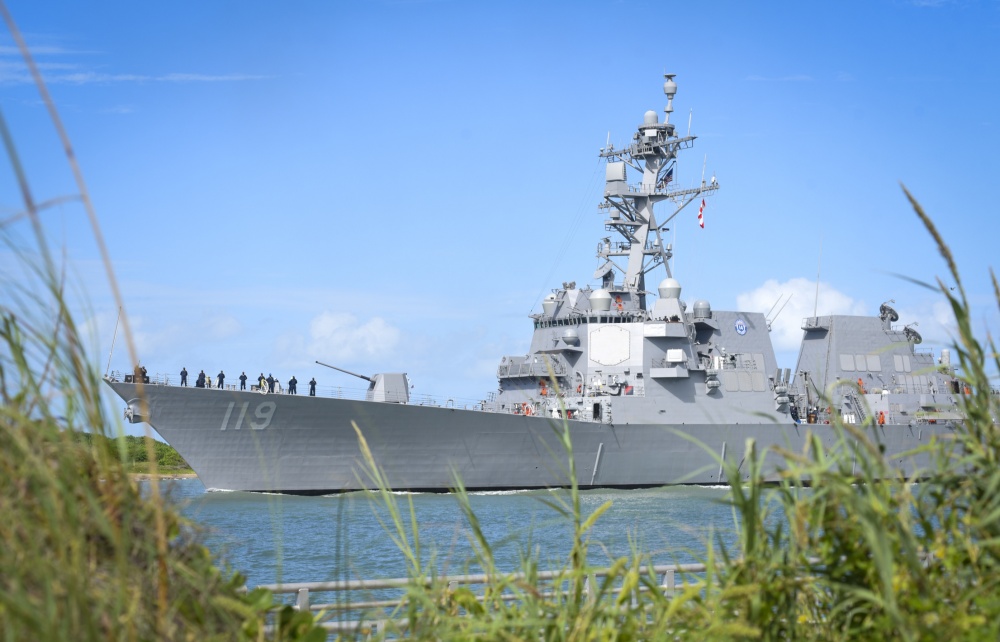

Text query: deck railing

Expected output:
[252,561,709,636]
[107,370,489,410]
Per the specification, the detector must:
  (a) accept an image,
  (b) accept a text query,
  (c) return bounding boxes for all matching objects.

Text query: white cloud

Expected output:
[205,314,242,340]
[932,299,955,328]
[892,299,956,348]
[307,311,401,362]
[45,71,271,85]
[736,278,867,351]
[0,65,270,86]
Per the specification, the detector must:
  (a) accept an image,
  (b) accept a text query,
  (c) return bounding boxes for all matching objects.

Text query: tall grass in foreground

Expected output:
[0,4,323,638]
[354,189,1000,640]
[0,247,324,641]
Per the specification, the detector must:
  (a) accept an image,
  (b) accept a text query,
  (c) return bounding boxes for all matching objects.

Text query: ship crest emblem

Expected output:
[734,319,748,335]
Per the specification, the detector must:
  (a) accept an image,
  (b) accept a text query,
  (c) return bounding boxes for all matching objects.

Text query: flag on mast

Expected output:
[698,198,706,229]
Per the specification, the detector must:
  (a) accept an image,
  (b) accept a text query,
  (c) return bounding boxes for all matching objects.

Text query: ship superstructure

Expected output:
[104,76,960,493]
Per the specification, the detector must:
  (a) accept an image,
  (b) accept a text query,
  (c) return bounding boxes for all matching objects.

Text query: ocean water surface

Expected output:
[156,479,740,588]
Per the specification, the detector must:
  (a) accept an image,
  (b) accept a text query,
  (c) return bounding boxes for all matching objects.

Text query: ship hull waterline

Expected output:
[107,381,949,495]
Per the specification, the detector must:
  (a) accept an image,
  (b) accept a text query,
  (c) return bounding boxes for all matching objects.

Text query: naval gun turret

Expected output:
[316,360,410,404]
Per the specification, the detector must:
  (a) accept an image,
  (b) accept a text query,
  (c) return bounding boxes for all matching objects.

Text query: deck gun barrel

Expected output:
[315,360,373,382]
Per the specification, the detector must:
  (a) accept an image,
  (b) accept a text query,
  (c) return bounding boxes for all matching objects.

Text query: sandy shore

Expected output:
[129,472,199,481]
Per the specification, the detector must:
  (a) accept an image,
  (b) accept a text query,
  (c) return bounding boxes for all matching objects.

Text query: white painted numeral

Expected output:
[220,401,276,431]
[249,402,276,430]
[220,402,235,431]
[233,402,249,430]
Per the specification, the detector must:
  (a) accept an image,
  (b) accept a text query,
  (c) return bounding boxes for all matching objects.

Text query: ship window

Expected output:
[866,355,881,372]
[855,355,868,371]
[840,354,855,372]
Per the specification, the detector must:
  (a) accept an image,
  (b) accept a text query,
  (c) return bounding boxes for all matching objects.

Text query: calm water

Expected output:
[153,479,740,588]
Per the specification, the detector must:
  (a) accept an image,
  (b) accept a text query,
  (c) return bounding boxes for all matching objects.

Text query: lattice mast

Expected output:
[598,74,718,309]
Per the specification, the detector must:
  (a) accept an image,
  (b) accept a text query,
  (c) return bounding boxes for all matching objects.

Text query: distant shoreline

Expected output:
[130,472,198,481]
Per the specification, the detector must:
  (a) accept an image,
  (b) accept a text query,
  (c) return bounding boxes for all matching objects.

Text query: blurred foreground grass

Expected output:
[0,241,324,641]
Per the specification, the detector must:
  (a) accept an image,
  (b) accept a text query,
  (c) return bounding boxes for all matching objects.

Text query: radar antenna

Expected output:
[879,299,899,323]
[663,73,676,123]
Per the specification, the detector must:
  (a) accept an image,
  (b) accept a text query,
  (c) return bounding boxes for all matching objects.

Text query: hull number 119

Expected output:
[220,401,276,431]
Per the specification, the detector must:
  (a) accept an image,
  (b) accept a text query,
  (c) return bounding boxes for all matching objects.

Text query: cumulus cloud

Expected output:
[307,311,401,362]
[736,278,867,351]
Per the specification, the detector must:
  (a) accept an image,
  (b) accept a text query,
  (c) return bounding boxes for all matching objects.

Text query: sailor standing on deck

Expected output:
[288,376,297,395]
[239,372,247,390]
[309,378,316,396]
[180,367,188,386]
[258,373,266,390]
[196,370,205,388]
[217,371,225,389]
[267,374,275,393]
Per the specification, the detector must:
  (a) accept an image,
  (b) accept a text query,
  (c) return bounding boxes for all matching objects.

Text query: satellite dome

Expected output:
[562,328,580,345]
[643,110,658,125]
[591,288,612,312]
[658,278,681,299]
[693,299,711,319]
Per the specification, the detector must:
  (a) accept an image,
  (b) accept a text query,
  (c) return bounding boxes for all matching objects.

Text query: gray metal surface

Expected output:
[103,75,960,493]
[106,380,939,493]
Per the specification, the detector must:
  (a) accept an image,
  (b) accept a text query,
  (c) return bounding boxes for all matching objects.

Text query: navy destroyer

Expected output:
[105,75,961,493]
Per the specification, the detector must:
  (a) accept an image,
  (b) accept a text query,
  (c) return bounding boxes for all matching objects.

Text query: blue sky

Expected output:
[1,0,997,438]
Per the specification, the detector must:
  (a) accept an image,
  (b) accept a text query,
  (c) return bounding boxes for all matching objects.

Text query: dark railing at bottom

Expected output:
[252,561,710,637]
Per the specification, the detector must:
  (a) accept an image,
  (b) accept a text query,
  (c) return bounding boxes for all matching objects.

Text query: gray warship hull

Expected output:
[106,381,945,493]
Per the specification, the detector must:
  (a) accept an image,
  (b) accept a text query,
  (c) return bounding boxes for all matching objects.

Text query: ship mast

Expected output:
[598,74,718,310]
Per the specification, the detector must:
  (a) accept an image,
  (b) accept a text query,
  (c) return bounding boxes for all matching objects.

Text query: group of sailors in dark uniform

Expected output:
[178,366,316,395]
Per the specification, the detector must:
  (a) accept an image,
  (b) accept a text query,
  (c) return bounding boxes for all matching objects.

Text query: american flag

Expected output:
[657,166,674,189]
[698,198,706,229]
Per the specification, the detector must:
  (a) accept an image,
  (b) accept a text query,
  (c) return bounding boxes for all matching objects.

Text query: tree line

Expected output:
[76,432,190,469]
